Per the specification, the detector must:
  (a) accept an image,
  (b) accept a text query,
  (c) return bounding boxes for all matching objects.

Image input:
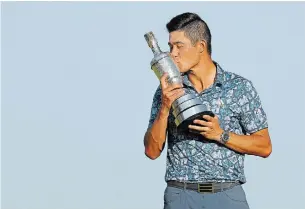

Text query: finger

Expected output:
[162,81,183,94]
[202,115,214,122]
[172,89,185,100]
[166,82,183,92]
[160,73,169,89]
[200,132,208,138]
[193,119,213,127]
[166,91,184,104]
[171,83,184,89]
[201,126,210,132]
[188,125,210,132]
[167,88,185,98]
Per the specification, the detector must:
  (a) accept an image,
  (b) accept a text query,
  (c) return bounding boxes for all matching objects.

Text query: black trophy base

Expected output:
[177,111,215,133]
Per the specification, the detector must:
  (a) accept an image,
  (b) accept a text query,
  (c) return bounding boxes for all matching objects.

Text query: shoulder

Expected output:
[222,70,256,91]
[221,69,261,105]
[152,84,162,99]
[149,84,162,107]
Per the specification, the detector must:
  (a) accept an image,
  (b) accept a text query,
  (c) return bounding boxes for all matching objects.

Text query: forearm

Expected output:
[144,106,169,160]
[223,131,272,158]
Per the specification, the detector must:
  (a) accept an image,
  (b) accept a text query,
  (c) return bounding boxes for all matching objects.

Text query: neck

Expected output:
[187,55,216,92]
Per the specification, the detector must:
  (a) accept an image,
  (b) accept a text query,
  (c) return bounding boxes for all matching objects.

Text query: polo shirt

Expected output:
[147,62,268,183]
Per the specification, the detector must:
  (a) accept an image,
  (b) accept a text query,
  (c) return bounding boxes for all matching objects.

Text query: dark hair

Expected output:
[166,12,212,55]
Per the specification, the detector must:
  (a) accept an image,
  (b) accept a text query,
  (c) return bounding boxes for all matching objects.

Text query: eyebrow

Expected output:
[168,41,185,46]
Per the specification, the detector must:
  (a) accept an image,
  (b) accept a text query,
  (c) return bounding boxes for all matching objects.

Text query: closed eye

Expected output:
[168,45,173,52]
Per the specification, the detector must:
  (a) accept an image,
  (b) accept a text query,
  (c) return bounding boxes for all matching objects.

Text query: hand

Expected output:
[188,115,224,141]
[160,72,185,114]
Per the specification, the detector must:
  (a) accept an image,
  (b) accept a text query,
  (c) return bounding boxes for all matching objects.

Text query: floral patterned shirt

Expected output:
[147,62,268,183]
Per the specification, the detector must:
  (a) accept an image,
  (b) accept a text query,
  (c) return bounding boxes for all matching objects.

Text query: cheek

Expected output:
[181,51,199,65]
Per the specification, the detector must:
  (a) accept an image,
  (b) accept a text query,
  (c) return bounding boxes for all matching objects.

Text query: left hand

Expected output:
[188,115,223,141]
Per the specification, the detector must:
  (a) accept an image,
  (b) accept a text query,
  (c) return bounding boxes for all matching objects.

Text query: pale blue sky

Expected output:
[1,2,305,209]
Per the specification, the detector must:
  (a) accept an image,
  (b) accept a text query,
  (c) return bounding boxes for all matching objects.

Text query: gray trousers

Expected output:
[163,185,250,209]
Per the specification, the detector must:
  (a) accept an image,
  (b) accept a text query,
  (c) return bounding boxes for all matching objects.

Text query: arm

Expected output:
[144,105,169,160]
[226,80,272,157]
[223,128,272,158]
[189,79,272,158]
[144,73,184,160]
[189,115,272,158]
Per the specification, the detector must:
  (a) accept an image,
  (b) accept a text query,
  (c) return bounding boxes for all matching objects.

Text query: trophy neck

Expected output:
[144,32,162,55]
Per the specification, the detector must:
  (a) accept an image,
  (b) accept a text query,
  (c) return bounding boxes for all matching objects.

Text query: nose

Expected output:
[170,47,179,62]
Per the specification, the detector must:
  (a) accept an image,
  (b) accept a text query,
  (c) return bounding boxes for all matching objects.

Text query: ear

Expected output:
[199,40,206,53]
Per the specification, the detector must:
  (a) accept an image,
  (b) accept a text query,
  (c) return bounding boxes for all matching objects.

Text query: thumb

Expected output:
[160,72,169,89]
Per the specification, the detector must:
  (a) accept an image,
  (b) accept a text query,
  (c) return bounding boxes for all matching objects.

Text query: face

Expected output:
[168,31,203,73]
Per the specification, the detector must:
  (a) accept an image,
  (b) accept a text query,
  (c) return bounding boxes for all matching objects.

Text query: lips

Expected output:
[174,58,180,63]
[173,59,180,65]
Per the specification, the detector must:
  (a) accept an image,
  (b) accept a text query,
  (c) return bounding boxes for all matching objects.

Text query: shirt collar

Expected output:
[181,61,226,88]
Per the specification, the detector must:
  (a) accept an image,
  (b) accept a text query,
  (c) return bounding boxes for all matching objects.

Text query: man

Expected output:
[144,12,272,209]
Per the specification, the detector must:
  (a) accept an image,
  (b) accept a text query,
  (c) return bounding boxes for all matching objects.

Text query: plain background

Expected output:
[1,2,305,209]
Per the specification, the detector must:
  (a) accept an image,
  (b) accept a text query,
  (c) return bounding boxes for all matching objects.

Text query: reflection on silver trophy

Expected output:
[144,31,214,132]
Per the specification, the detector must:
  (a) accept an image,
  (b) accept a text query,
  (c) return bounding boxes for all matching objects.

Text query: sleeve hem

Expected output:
[246,125,269,135]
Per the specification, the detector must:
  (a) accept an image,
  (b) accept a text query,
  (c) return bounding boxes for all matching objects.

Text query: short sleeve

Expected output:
[239,80,268,134]
[147,85,162,131]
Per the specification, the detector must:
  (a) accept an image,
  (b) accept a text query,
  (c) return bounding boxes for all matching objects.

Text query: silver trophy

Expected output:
[144,31,214,132]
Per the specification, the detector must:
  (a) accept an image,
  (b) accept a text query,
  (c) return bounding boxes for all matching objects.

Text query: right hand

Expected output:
[160,72,185,114]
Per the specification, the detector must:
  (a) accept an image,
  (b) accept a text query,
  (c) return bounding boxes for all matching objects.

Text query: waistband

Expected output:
[167,180,241,193]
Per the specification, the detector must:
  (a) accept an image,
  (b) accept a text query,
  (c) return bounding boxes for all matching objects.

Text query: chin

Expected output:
[179,66,191,74]
[180,69,190,74]
[176,63,188,73]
